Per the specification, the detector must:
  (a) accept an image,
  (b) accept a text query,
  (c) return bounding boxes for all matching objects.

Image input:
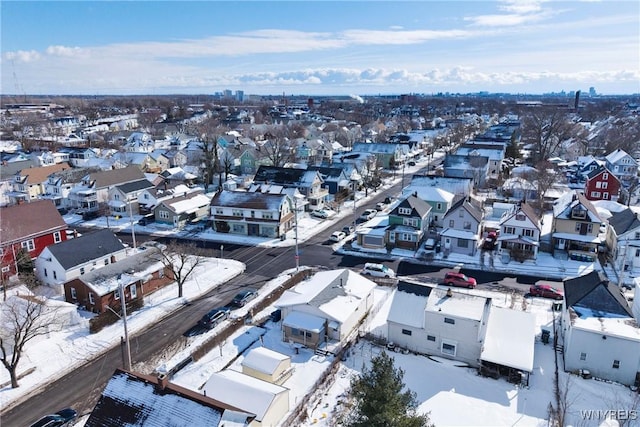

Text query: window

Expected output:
[401,329,412,336]
[436,203,442,210]
[88,293,95,304]
[80,267,85,275]
[53,271,57,280]
[263,212,274,219]
[44,268,48,277]
[21,239,35,252]
[523,229,534,237]
[104,259,109,265]
[70,287,77,300]
[516,213,525,221]
[54,231,62,243]
[457,239,469,248]
[114,194,120,200]
[251,210,255,218]
[232,209,243,217]
[399,207,412,215]
[463,221,471,230]
[215,208,223,215]
[444,317,455,325]
[602,182,608,189]
[159,210,169,219]
[603,172,609,180]
[596,181,602,189]
[636,232,640,239]
[159,269,165,278]
[504,226,515,235]
[130,284,137,298]
[403,218,418,227]
[580,352,587,361]
[571,206,587,219]
[459,209,464,217]
[441,342,456,356]
[603,192,609,200]
[635,249,640,257]
[449,220,455,227]
[114,288,120,300]
[232,224,245,233]
[613,360,620,369]
[590,191,600,198]
[400,233,416,242]
[427,335,436,342]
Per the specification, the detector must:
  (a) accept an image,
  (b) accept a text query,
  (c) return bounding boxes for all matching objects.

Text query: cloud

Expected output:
[464,0,553,27]
[5,50,41,63]
[45,45,86,58]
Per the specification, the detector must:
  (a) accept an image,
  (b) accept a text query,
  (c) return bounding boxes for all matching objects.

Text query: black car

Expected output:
[81,210,99,221]
[231,289,257,307]
[198,307,230,329]
[30,408,77,427]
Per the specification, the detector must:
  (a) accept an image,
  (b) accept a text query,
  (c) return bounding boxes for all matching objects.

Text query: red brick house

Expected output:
[63,248,173,313]
[0,200,68,278]
[584,165,621,202]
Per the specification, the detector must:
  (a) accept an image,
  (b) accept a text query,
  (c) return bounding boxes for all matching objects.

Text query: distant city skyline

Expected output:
[1,1,639,96]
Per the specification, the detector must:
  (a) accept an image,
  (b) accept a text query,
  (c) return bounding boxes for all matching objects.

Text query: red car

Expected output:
[444,272,477,289]
[529,284,563,300]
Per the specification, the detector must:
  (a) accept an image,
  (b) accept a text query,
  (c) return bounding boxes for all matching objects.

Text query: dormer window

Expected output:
[515,214,525,221]
[603,172,608,180]
[399,207,412,215]
[571,205,587,219]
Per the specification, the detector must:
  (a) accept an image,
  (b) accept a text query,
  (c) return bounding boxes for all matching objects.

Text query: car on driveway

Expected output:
[342,225,355,234]
[362,262,396,278]
[198,307,231,329]
[30,408,77,427]
[529,284,563,300]
[310,209,329,219]
[359,209,377,221]
[330,231,346,242]
[443,272,477,289]
[231,289,258,307]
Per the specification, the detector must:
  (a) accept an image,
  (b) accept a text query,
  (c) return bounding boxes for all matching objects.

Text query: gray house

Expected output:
[443,154,490,188]
[440,197,483,256]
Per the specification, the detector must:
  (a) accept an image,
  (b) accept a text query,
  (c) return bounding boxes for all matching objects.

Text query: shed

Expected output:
[241,347,293,385]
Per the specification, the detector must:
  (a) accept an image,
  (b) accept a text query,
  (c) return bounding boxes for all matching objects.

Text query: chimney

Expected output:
[157,373,169,390]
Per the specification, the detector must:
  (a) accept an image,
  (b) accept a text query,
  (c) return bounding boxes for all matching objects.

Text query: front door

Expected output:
[558,238,565,250]
[248,224,259,236]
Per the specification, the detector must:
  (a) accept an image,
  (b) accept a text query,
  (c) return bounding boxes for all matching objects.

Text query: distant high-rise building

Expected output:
[235,90,244,102]
[589,87,597,97]
[223,89,233,98]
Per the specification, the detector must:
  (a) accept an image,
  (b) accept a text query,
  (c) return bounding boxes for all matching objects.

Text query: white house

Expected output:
[606,208,640,280]
[560,271,640,387]
[35,229,128,291]
[202,369,290,427]
[241,347,293,385]
[497,202,541,260]
[276,269,376,350]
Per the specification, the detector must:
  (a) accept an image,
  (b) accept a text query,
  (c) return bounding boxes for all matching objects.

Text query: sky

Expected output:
[1,0,638,96]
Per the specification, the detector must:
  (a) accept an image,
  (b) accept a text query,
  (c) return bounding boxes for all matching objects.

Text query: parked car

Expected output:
[81,210,100,221]
[359,209,377,221]
[310,209,329,219]
[362,262,396,278]
[342,225,355,234]
[198,307,231,329]
[269,309,282,322]
[424,238,436,251]
[482,231,498,250]
[330,231,346,242]
[529,284,563,300]
[383,196,392,204]
[231,289,258,307]
[375,202,387,211]
[138,214,155,226]
[407,160,417,166]
[30,408,77,427]
[444,272,477,289]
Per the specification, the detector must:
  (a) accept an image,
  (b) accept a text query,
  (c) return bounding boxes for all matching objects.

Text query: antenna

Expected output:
[11,59,27,102]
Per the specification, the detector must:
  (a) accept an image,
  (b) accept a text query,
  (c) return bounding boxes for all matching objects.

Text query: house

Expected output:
[559,271,640,387]
[85,369,254,427]
[62,247,171,313]
[605,149,638,186]
[386,282,492,367]
[605,208,640,278]
[153,191,211,229]
[402,186,455,228]
[456,143,505,180]
[497,202,541,260]
[41,166,100,209]
[68,166,146,212]
[0,200,67,277]
[386,194,432,251]
[306,166,351,197]
[500,177,537,202]
[440,197,483,257]
[162,149,188,168]
[35,229,128,290]
[584,165,621,201]
[551,190,603,262]
[57,146,98,167]
[404,175,473,198]
[202,369,289,427]
[241,347,293,385]
[443,154,490,188]
[578,158,605,179]
[159,167,197,185]
[9,162,72,203]
[210,190,293,239]
[276,269,376,349]
[137,182,196,214]
[350,142,405,169]
[253,165,328,210]
[108,179,155,216]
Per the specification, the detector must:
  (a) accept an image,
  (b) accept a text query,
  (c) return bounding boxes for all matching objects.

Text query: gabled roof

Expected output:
[17,162,71,184]
[211,190,288,211]
[159,191,210,214]
[443,196,483,223]
[390,195,432,218]
[606,148,636,165]
[85,369,252,427]
[45,229,126,270]
[48,166,101,184]
[90,166,146,189]
[115,179,154,195]
[307,166,349,181]
[443,153,489,168]
[500,202,540,229]
[253,165,322,187]
[564,271,633,317]
[0,200,66,244]
[607,208,640,236]
[585,165,619,181]
[241,347,289,375]
[552,190,601,222]
[407,175,473,195]
[352,142,402,154]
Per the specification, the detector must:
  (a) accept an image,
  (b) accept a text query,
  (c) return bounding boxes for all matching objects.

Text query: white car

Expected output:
[361,262,396,278]
[359,209,377,221]
[329,231,346,242]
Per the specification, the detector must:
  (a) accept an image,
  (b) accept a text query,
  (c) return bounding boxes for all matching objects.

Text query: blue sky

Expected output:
[1,0,639,96]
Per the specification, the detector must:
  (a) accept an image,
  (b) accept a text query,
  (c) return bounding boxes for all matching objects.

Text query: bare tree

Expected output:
[521,108,579,164]
[0,292,64,388]
[361,156,383,196]
[149,242,206,298]
[262,126,293,167]
[521,161,560,214]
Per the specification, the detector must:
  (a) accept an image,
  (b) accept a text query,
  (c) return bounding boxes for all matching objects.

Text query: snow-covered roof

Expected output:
[481,307,536,372]
[426,287,489,321]
[282,311,325,332]
[387,290,427,328]
[241,347,289,375]
[552,232,600,243]
[439,228,478,240]
[203,370,288,422]
[211,190,288,211]
[169,194,210,214]
[405,186,455,203]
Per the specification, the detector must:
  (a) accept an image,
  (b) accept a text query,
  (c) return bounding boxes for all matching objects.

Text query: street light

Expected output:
[118,276,132,371]
[293,193,304,271]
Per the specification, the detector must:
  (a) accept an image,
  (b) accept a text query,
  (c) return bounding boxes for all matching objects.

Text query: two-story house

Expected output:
[443,154,490,188]
[153,190,211,229]
[40,167,100,209]
[68,166,146,212]
[605,208,640,278]
[605,149,638,187]
[456,143,505,181]
[57,146,98,167]
[402,186,455,228]
[253,165,328,210]
[9,163,71,204]
[440,197,484,256]
[559,271,640,387]
[551,190,603,262]
[210,190,294,239]
[108,179,154,216]
[497,202,541,260]
[0,200,68,277]
[350,142,405,169]
[386,194,432,251]
[35,229,128,291]
[584,165,621,201]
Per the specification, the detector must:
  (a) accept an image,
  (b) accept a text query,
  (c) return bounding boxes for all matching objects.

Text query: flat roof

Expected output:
[481,307,536,372]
